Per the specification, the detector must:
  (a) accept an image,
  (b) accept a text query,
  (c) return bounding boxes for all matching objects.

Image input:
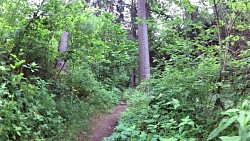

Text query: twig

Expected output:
[57,59,68,76]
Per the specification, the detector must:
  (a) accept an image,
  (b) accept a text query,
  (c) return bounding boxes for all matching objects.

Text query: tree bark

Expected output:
[213,0,225,110]
[130,68,136,88]
[56,32,70,71]
[130,0,137,38]
[137,0,150,82]
[129,0,137,88]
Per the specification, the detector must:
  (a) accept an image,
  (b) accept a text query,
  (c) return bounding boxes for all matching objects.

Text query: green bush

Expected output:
[56,88,120,140]
[105,53,249,141]
[53,65,120,140]
[65,65,120,108]
[0,62,63,140]
[105,90,200,141]
[105,58,223,141]
[103,90,151,141]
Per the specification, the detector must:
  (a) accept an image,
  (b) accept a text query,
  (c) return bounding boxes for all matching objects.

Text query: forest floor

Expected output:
[78,103,127,141]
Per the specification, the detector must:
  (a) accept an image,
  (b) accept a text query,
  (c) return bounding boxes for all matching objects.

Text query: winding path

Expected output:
[78,104,127,141]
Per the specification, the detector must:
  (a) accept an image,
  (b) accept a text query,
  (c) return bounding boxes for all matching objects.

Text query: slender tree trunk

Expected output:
[129,0,137,88]
[56,32,70,72]
[137,0,150,82]
[130,0,137,38]
[116,0,124,23]
[181,1,189,47]
[130,68,136,88]
[213,0,225,110]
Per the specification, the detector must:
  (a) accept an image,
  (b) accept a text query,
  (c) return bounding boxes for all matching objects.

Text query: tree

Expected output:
[129,0,137,88]
[56,31,70,73]
[137,0,150,82]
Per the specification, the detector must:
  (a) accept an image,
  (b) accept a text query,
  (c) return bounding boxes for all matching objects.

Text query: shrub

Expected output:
[53,65,120,140]
[0,62,63,140]
[104,90,200,141]
[105,58,223,141]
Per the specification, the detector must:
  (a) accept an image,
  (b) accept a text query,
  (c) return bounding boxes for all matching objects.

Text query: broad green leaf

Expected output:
[144,119,155,123]
[0,66,6,71]
[241,100,249,110]
[237,111,248,129]
[10,64,16,69]
[16,131,21,136]
[172,98,180,109]
[121,131,130,135]
[187,138,196,141]
[159,137,177,141]
[221,109,240,115]
[207,116,238,140]
[120,134,127,139]
[219,136,241,141]
[179,126,184,133]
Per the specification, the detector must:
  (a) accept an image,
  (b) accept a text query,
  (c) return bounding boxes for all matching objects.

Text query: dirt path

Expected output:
[78,104,127,141]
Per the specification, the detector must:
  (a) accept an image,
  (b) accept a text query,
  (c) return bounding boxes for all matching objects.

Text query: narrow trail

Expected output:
[78,104,127,141]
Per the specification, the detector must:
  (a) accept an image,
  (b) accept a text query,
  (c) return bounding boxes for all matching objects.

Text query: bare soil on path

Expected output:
[78,104,127,141]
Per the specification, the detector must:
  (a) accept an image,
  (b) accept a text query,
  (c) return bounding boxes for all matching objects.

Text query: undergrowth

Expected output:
[53,66,120,140]
[0,60,120,141]
[104,58,250,141]
[0,61,63,141]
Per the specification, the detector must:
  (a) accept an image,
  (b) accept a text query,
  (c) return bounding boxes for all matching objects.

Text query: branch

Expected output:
[149,8,173,20]
[227,11,241,35]
[213,0,222,48]
[57,58,68,76]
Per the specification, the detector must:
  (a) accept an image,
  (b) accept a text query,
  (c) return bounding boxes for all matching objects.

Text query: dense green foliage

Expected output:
[105,90,250,141]
[0,0,249,140]
[0,60,63,140]
[105,54,249,140]
[104,0,249,140]
[0,0,135,140]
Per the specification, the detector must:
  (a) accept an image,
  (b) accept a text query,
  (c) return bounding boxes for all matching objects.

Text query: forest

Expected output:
[0,0,249,140]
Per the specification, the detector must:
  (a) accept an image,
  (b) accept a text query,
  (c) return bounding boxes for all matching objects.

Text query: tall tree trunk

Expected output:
[56,32,70,73]
[129,0,137,88]
[115,0,124,23]
[130,0,137,38]
[213,0,225,111]
[130,68,136,88]
[137,0,150,82]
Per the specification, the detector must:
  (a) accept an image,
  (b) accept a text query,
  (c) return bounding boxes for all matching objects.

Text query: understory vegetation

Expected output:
[0,0,249,141]
[0,0,134,140]
[105,61,249,140]
[104,0,250,140]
